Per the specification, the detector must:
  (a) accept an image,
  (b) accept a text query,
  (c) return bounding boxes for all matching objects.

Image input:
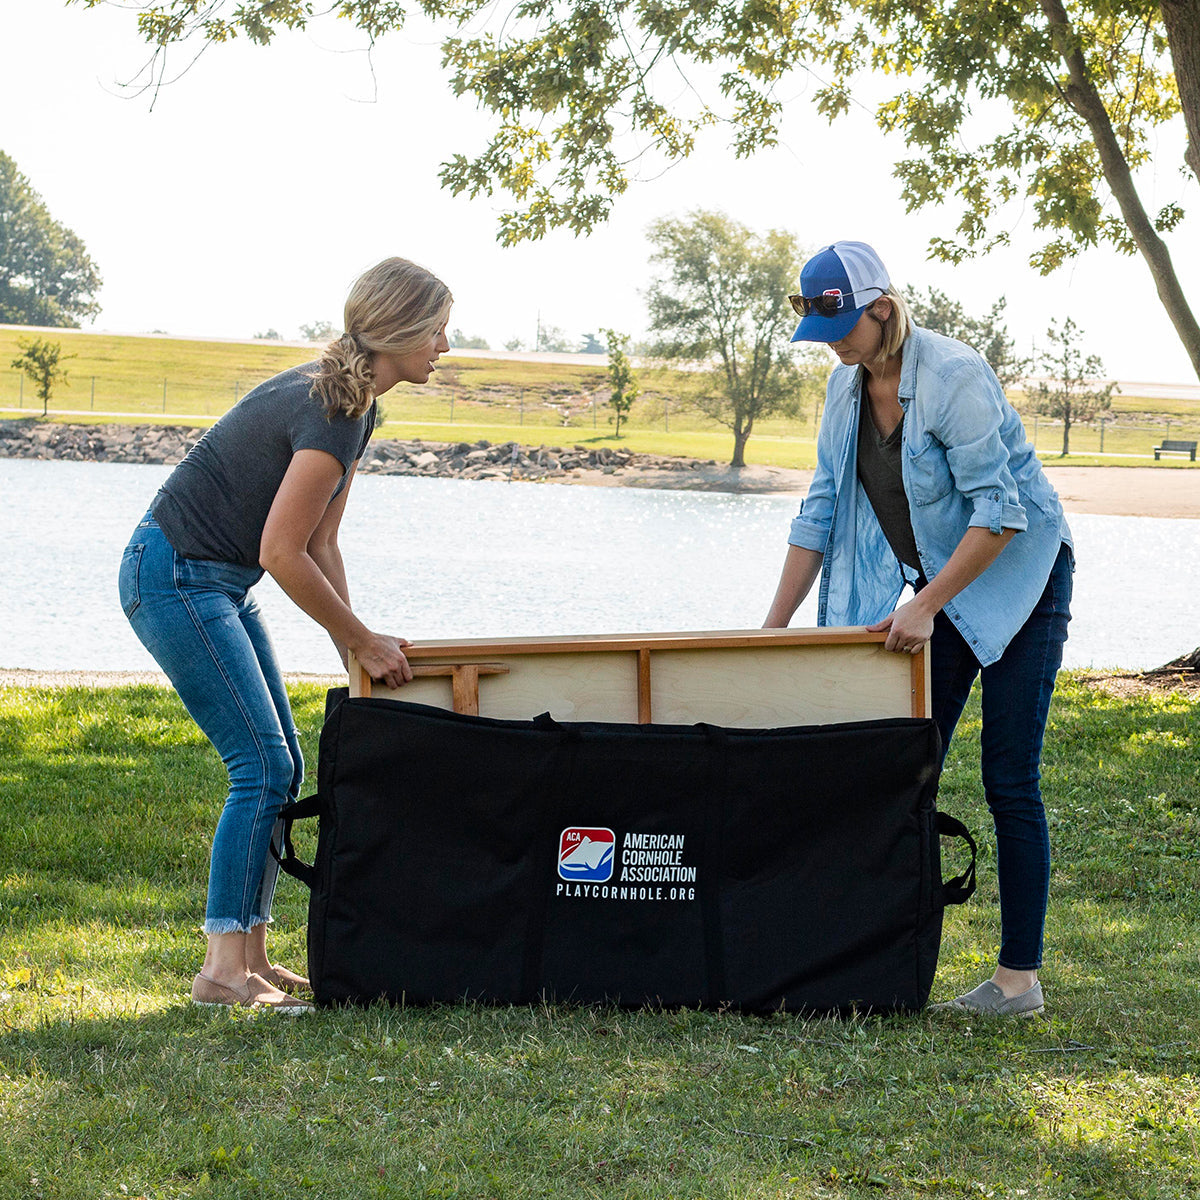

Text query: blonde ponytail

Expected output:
[310,258,453,419]
[310,332,375,419]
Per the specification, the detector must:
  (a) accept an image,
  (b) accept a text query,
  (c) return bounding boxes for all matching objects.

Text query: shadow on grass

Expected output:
[0,684,329,889]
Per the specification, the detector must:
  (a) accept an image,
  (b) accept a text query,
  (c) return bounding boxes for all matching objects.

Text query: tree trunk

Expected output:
[1161,0,1200,184]
[730,420,749,467]
[1040,0,1200,381]
[1060,407,1071,457]
[1154,645,1200,671]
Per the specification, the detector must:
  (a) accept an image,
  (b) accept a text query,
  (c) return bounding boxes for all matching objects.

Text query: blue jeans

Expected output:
[929,542,1073,971]
[119,514,303,934]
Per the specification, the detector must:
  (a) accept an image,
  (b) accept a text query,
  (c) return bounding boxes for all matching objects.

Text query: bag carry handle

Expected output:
[272,794,322,888]
[935,811,977,907]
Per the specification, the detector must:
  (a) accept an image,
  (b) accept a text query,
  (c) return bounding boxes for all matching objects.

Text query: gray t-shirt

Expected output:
[152,364,376,567]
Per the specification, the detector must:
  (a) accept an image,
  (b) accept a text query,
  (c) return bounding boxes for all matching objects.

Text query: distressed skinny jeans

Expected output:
[929,541,1073,971]
[119,514,303,934]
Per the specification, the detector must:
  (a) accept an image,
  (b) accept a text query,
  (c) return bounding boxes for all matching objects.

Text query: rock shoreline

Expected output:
[0,418,716,482]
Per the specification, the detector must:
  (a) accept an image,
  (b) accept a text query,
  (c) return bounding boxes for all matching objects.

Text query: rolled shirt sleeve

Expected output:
[789,490,836,551]
[788,378,845,551]
[929,355,1029,534]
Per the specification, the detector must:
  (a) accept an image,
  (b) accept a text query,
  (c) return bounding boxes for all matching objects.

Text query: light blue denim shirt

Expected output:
[789,326,1072,667]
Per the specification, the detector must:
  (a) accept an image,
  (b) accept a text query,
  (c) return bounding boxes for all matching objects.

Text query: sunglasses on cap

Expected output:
[787,286,885,317]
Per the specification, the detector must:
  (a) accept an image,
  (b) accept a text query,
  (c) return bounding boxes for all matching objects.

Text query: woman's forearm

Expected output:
[763,545,824,627]
[869,526,1017,652]
[308,539,353,663]
[259,451,413,688]
[261,545,370,654]
[912,526,1017,618]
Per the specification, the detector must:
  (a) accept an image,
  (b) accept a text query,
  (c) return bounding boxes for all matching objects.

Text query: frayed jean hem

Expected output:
[204,917,252,936]
[203,915,273,936]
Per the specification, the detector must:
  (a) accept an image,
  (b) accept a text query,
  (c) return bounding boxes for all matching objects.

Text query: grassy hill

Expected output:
[2,326,1198,469]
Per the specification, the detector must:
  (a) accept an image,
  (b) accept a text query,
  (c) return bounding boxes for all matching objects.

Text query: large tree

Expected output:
[0,150,102,327]
[81,1,1200,375]
[644,210,819,468]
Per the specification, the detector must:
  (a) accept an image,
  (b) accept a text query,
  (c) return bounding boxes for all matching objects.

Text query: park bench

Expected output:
[1153,438,1197,461]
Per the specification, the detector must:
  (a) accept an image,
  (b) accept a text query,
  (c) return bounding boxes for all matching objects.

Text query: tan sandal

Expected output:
[190,972,313,1014]
[260,963,311,996]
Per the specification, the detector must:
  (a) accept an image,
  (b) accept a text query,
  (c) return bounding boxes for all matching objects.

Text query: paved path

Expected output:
[560,461,1199,519]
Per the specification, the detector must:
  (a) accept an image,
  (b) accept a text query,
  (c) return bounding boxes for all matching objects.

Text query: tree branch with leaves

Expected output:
[76,0,1200,375]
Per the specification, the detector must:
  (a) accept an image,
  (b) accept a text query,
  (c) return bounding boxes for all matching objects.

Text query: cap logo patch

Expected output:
[822,288,844,308]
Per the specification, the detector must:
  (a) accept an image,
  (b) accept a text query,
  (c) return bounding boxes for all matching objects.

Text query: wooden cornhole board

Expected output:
[348,627,929,727]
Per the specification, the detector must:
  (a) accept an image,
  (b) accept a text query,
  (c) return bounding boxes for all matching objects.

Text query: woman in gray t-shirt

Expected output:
[119,257,452,1012]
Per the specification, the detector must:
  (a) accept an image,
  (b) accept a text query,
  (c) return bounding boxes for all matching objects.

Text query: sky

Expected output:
[5,1,1200,385]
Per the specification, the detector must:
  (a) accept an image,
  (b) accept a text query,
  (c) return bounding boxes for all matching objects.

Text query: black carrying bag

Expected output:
[278,690,976,1014]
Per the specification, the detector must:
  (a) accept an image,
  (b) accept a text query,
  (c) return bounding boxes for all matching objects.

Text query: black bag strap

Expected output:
[273,692,345,889]
[519,713,578,1002]
[696,724,729,1007]
[935,811,977,907]
[272,793,323,888]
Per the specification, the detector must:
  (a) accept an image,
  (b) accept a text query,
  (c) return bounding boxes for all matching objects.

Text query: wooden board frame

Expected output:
[348,627,930,729]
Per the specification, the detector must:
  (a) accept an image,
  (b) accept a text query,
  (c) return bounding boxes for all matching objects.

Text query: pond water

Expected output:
[2,459,1196,673]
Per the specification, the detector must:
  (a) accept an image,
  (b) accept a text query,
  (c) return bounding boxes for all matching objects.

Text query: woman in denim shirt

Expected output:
[120,258,451,1011]
[764,242,1072,1016]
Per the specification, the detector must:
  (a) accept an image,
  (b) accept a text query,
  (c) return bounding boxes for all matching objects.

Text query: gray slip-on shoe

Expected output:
[934,979,1044,1017]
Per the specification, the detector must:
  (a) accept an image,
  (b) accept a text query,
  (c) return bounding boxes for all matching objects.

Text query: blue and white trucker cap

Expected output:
[789,241,891,343]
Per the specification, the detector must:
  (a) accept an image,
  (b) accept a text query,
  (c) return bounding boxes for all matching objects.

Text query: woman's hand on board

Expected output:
[353,633,414,689]
[868,599,935,655]
[868,528,1017,655]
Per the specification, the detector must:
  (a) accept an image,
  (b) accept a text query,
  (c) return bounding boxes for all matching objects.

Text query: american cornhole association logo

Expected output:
[558,827,615,883]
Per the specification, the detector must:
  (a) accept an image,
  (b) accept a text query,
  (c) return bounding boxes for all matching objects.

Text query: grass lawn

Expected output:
[1,675,1198,1198]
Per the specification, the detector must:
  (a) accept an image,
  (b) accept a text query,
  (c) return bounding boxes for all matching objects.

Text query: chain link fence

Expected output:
[3,369,1197,458]
[0,370,273,418]
[0,370,725,437]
